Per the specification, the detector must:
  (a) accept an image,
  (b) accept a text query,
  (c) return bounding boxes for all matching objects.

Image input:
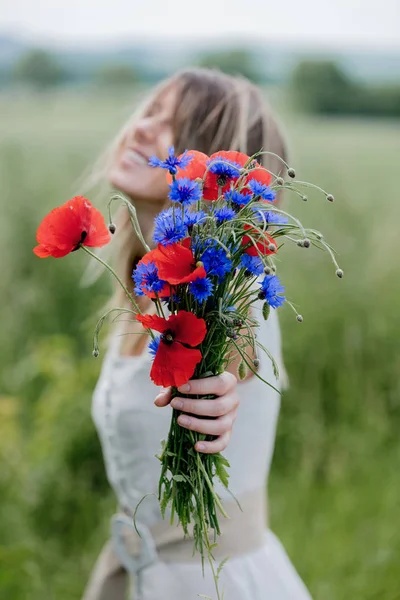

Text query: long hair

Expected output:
[85,68,289,352]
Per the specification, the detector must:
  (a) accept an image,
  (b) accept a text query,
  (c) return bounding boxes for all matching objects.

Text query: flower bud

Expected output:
[253,358,260,368]
[326,194,334,202]
[287,168,296,178]
[296,315,303,323]
[336,268,344,278]
[276,177,284,186]
[302,195,308,202]
[264,266,272,275]
[268,243,276,252]
[108,223,116,234]
[92,349,99,358]
[297,240,304,247]
[303,238,310,248]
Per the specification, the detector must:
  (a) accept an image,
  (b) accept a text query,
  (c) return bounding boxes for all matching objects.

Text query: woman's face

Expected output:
[108,86,177,204]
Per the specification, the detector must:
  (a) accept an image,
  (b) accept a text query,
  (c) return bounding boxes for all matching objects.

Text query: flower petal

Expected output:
[242,225,277,256]
[136,313,169,333]
[150,341,202,387]
[155,243,206,285]
[165,311,207,346]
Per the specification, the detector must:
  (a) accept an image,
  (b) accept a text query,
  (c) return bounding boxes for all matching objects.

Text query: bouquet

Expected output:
[33,147,341,596]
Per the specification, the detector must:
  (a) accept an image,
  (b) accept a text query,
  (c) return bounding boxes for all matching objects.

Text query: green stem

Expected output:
[80,245,141,313]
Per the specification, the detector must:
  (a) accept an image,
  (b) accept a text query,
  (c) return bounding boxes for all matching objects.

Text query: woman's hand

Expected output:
[154,372,239,454]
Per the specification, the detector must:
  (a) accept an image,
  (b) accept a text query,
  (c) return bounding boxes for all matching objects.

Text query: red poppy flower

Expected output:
[154,243,206,285]
[33,196,111,258]
[203,150,250,201]
[241,224,278,256]
[137,310,207,387]
[166,150,209,184]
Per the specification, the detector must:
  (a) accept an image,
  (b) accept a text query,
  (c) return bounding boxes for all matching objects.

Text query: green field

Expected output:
[1,89,399,600]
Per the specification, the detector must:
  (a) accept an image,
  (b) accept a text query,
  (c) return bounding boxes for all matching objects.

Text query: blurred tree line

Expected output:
[291,59,400,117]
[2,47,400,118]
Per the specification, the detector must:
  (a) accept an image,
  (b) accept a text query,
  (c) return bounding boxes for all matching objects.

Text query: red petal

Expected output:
[154,243,206,285]
[246,164,272,187]
[209,150,250,167]
[242,225,277,256]
[150,342,202,387]
[84,204,112,248]
[136,313,168,334]
[165,311,207,346]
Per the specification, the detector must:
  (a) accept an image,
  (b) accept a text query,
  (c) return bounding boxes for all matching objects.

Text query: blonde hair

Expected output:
[85,68,289,351]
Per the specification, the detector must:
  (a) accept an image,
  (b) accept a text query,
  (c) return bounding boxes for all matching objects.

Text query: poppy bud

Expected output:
[253,358,260,368]
[276,177,284,186]
[303,238,310,248]
[297,240,304,247]
[336,268,344,278]
[287,168,296,178]
[326,194,334,202]
[296,315,303,323]
[109,223,116,234]
[302,195,308,202]
[264,266,272,275]
[268,243,276,252]
[92,349,99,358]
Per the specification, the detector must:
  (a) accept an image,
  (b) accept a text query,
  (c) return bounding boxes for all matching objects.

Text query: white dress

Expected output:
[92,304,312,600]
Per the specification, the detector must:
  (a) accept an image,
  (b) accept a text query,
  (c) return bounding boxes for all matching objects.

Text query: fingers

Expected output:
[177,371,237,397]
[195,431,232,454]
[154,387,172,407]
[177,411,237,436]
[170,392,239,417]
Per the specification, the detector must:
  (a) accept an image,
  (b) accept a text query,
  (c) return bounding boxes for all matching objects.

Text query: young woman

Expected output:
[83,68,312,600]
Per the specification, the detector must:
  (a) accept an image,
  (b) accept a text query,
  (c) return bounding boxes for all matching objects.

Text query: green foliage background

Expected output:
[0,89,399,600]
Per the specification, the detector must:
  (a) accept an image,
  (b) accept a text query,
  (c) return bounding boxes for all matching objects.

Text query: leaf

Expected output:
[172,474,186,482]
[262,301,270,321]
[217,556,230,580]
[215,455,230,488]
[238,360,247,380]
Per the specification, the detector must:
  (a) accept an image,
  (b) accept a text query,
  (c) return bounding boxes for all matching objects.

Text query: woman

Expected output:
[83,68,311,599]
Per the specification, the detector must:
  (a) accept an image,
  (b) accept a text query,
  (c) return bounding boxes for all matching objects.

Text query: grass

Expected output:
[0,88,399,600]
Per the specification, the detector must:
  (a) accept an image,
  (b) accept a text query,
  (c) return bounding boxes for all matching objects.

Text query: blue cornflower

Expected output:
[132,261,166,296]
[214,206,236,225]
[169,177,202,206]
[153,207,187,246]
[252,207,289,226]
[148,336,160,358]
[259,275,286,308]
[248,179,276,202]
[200,243,232,281]
[224,190,251,207]
[189,277,214,303]
[240,254,264,276]
[208,156,241,180]
[148,146,192,175]
[184,210,207,228]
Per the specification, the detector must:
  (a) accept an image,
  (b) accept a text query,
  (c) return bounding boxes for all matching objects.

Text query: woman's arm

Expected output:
[154,372,239,454]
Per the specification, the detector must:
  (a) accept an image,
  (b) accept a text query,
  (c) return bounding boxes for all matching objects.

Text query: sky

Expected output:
[1,0,399,51]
